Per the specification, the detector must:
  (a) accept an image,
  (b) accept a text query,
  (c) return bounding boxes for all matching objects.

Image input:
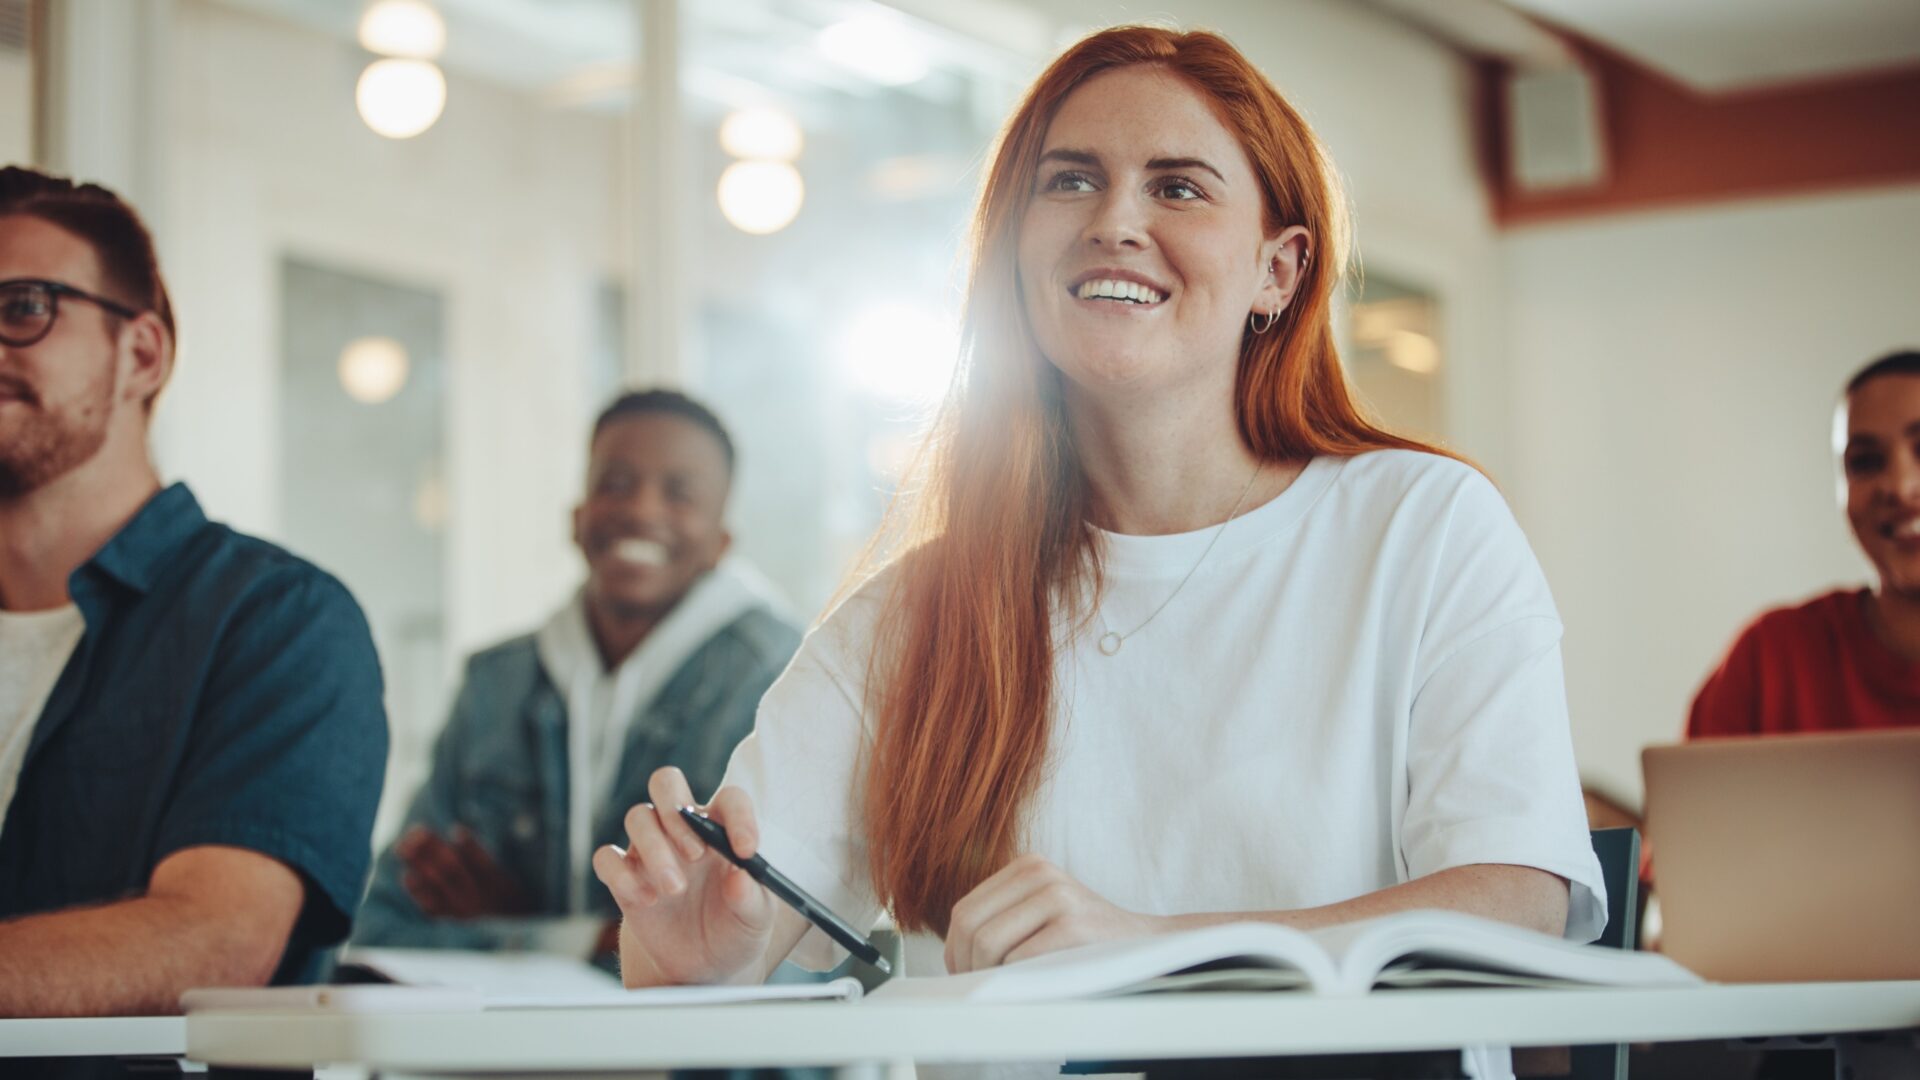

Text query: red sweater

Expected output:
[1689,589,1920,737]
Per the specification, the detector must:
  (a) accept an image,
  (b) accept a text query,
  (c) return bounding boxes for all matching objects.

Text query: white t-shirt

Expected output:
[0,604,86,834]
[725,451,1604,1076]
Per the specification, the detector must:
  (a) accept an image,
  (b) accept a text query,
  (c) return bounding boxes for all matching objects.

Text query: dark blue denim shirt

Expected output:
[0,483,389,984]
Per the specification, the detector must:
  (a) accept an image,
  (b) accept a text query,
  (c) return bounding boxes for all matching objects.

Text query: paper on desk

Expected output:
[487,977,865,1009]
[341,946,625,997]
[340,946,863,1008]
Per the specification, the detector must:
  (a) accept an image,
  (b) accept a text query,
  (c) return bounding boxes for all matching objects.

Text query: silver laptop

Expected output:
[1642,728,1920,982]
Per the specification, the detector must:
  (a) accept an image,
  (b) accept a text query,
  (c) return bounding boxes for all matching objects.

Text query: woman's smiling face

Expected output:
[1016,64,1287,397]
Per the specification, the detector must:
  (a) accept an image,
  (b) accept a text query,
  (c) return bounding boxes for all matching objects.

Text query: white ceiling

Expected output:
[215,0,1920,103]
[1501,0,1920,92]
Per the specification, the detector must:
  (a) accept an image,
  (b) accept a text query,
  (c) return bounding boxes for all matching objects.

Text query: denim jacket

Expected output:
[353,603,799,953]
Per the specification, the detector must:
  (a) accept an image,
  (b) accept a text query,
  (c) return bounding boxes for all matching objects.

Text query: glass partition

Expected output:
[682,0,1027,615]
[162,0,637,837]
[280,257,447,835]
[1346,271,1446,447]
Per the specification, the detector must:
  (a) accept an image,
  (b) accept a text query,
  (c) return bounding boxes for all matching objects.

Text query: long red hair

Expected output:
[855,26,1455,935]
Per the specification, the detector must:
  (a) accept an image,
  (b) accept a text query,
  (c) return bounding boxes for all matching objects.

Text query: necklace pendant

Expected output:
[1097,631,1123,656]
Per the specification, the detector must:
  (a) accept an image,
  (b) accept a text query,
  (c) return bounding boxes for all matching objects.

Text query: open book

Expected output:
[870,910,1700,1002]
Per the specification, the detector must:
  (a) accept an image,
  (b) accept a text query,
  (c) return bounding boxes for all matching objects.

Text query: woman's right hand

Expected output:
[592,767,776,986]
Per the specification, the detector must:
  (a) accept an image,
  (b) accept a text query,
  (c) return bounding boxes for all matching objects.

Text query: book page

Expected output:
[868,923,1337,1002]
[1129,967,1317,994]
[1369,965,1600,990]
[1306,910,1702,993]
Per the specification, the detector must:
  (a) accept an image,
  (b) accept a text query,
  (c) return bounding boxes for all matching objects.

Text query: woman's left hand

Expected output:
[944,854,1167,974]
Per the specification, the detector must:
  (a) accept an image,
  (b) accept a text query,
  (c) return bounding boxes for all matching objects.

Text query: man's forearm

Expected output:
[0,895,285,1017]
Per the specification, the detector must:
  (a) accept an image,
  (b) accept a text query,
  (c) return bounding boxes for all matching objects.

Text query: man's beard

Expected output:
[0,367,116,499]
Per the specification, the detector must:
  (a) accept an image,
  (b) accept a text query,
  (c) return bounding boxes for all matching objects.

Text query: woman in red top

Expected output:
[1690,350,1920,735]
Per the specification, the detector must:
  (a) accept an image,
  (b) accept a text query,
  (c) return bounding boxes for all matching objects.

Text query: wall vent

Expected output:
[1506,64,1608,193]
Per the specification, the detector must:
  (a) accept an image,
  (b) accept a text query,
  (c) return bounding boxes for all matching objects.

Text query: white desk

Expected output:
[0,1016,186,1058]
[185,981,1920,1076]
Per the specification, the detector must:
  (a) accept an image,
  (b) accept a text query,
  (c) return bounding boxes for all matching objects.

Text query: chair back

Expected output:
[1588,827,1641,952]
[1566,827,1642,1080]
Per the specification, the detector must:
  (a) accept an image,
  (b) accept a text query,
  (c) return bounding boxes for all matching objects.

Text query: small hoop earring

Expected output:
[1249,309,1279,335]
[1271,251,1313,278]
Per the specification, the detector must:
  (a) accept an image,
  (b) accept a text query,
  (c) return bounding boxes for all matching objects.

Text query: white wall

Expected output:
[1504,186,1920,805]
[0,51,29,166]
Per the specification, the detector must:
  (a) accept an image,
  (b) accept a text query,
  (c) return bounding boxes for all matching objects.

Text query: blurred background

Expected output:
[8,0,1918,842]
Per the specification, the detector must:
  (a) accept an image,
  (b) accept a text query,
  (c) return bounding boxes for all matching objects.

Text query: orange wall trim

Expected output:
[1480,38,1920,228]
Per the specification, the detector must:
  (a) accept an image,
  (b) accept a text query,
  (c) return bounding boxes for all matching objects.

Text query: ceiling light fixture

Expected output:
[358,0,447,60]
[356,58,447,139]
[719,108,804,162]
[717,160,805,235]
[338,336,411,403]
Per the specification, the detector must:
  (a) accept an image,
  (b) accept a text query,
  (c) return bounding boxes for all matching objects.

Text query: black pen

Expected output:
[676,806,891,975]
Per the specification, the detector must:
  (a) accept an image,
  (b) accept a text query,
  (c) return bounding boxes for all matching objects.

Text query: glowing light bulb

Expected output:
[356,58,447,139]
[717,160,804,235]
[719,108,803,162]
[338,336,410,404]
[358,0,447,60]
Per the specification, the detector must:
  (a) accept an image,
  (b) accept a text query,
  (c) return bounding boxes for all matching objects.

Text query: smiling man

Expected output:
[0,165,387,1032]
[1689,350,1920,734]
[353,389,799,963]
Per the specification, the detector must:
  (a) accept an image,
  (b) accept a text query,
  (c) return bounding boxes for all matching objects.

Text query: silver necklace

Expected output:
[1095,462,1264,656]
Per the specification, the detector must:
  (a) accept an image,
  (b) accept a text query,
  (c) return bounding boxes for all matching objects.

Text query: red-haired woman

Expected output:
[595,25,1603,1067]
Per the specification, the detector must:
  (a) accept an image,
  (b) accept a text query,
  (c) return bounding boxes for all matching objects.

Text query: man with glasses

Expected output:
[0,166,388,1032]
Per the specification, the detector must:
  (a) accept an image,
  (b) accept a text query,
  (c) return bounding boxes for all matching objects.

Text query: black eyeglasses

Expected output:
[0,278,144,349]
